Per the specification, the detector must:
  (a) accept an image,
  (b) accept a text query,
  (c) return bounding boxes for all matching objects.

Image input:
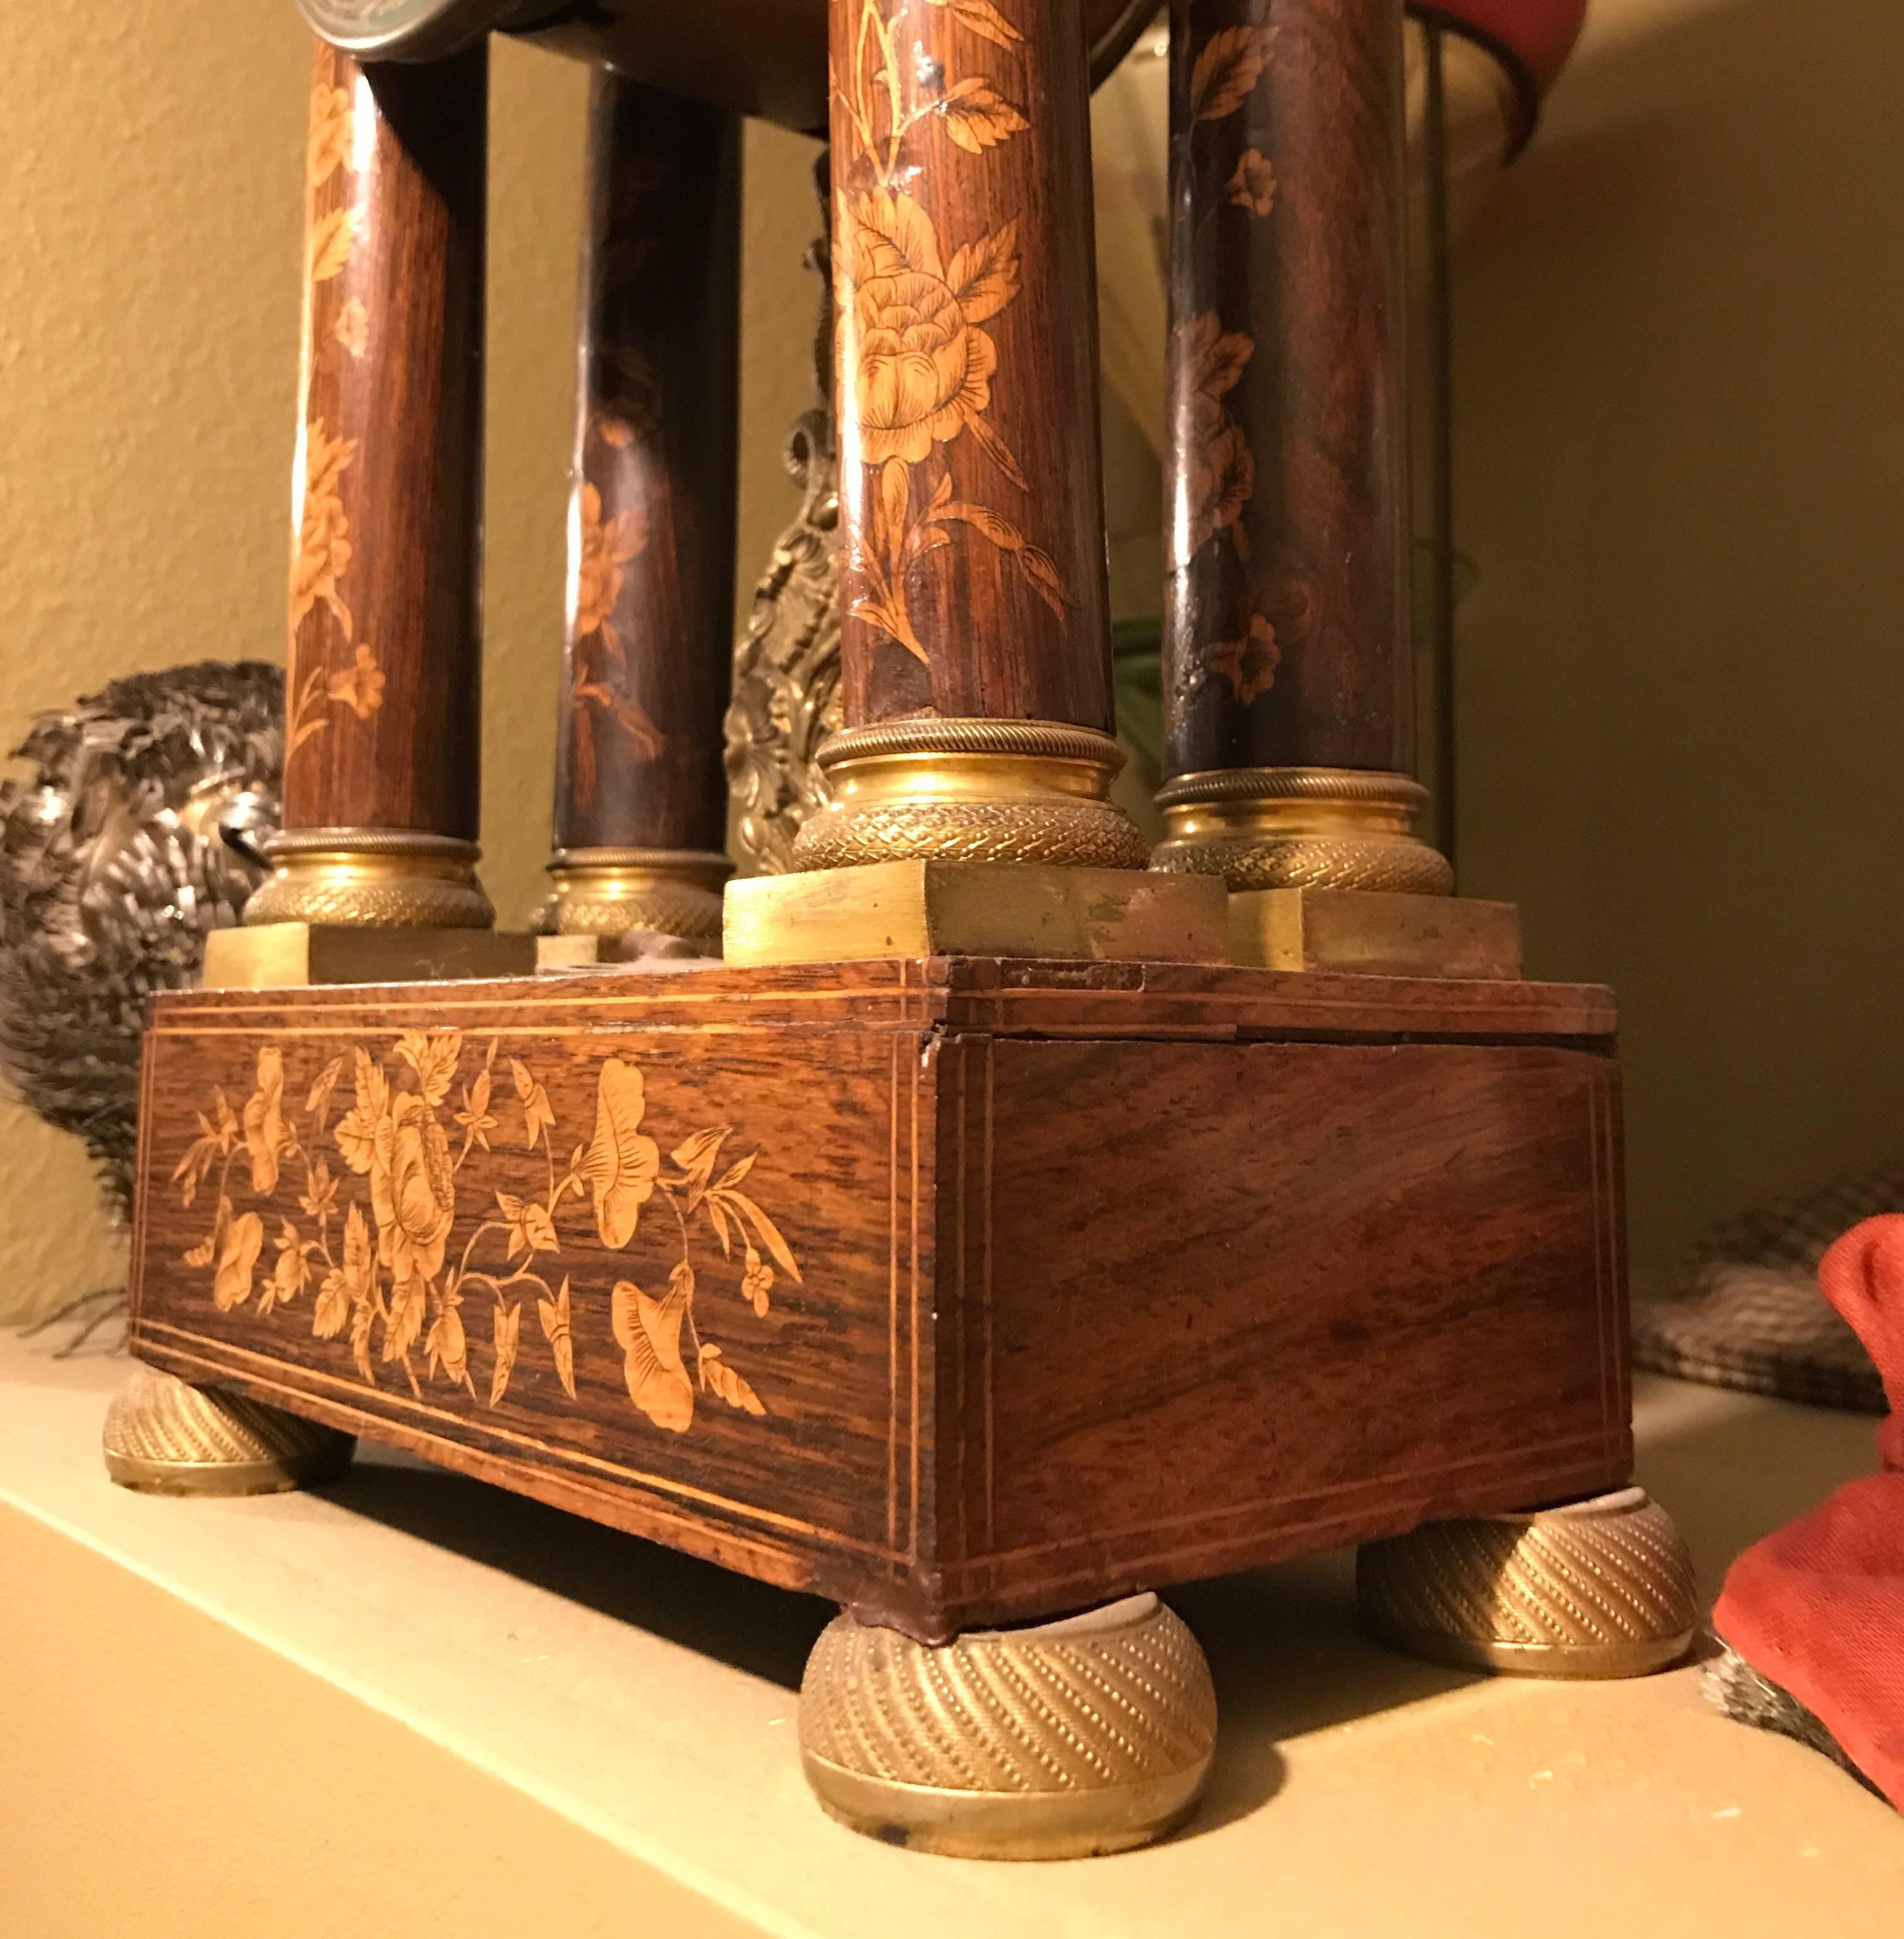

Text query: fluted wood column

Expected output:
[1152,0,1451,896]
[545,77,741,949]
[251,40,493,929]
[790,0,1147,873]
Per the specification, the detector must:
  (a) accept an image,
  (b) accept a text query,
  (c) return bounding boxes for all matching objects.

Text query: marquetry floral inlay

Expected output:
[173,1037,802,1434]
[835,0,1071,662]
[287,59,385,763]
[1174,4,1286,705]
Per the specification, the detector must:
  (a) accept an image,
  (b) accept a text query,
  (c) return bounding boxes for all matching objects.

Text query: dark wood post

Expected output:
[251,40,494,928]
[1152,0,1451,895]
[791,0,1148,872]
[545,77,741,950]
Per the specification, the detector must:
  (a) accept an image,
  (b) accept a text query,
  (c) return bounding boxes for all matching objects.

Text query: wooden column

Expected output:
[1152,0,1451,896]
[545,77,741,950]
[791,0,1148,873]
[251,40,493,929]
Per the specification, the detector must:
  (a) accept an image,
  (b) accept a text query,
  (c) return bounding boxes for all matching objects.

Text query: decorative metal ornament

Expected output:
[1358,1487,1699,1680]
[799,1594,1218,1858]
[0,662,283,1219]
[103,1361,354,1496]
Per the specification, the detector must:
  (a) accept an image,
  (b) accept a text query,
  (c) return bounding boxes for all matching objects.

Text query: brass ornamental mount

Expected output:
[544,847,730,953]
[1151,767,1456,896]
[244,829,496,930]
[103,1364,355,1497]
[790,719,1152,873]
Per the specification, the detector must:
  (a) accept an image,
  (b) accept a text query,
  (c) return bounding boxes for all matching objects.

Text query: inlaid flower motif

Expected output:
[241,1047,290,1196]
[333,298,368,359]
[1206,614,1282,704]
[842,193,1019,468]
[371,1093,455,1286]
[581,1058,660,1249]
[290,419,356,638]
[326,643,385,720]
[307,79,353,190]
[212,1211,265,1313]
[614,1267,695,1433]
[1177,314,1257,558]
[1229,148,1277,216]
[573,483,647,644]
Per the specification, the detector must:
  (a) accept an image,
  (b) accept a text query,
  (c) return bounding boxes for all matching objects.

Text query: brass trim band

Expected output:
[244,828,496,930]
[1150,766,1454,896]
[791,718,1150,873]
[545,847,731,949]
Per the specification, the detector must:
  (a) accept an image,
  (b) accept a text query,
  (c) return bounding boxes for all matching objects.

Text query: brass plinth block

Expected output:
[1230,887,1522,977]
[1152,768,1455,896]
[203,923,536,990]
[244,830,496,929]
[1357,1487,1699,1680]
[723,860,1227,968]
[103,1364,354,1496]
[544,847,730,952]
[799,1595,1218,1860]
[790,719,1151,873]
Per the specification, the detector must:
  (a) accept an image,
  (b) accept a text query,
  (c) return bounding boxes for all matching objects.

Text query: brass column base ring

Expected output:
[790,720,1150,873]
[544,848,730,951]
[103,1364,355,1497]
[244,830,496,929]
[1357,1487,1699,1680]
[1151,767,1454,895]
[798,1593,1218,1859]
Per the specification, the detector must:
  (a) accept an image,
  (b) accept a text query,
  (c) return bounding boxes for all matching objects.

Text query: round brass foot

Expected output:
[103,1364,354,1497]
[244,829,496,929]
[791,719,1150,873]
[544,847,729,951]
[1150,767,1454,895]
[798,1593,1218,1860]
[1357,1486,1698,1679]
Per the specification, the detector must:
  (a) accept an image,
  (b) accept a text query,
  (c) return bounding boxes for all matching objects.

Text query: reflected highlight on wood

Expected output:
[553,77,740,861]
[1162,0,1411,779]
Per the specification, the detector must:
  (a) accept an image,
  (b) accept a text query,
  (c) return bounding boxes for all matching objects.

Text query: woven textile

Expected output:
[1631,1162,1904,1415]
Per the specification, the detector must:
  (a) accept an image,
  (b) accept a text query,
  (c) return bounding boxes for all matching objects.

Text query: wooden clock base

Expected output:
[118,956,1689,1851]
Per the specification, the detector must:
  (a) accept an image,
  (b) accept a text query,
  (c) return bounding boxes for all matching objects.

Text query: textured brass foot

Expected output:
[244,830,496,929]
[544,847,730,952]
[1151,767,1454,895]
[798,1594,1218,1860]
[103,1364,354,1496]
[1357,1486,1698,1679]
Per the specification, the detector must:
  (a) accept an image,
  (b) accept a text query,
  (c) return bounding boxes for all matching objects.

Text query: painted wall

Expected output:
[1453,0,1904,1266]
[0,11,819,1322]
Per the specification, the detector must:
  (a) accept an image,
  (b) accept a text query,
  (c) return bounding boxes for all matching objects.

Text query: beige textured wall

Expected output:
[0,11,819,1322]
[1453,0,1904,1267]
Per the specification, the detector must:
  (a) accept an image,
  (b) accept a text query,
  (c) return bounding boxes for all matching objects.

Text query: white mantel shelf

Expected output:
[1,1329,1896,1938]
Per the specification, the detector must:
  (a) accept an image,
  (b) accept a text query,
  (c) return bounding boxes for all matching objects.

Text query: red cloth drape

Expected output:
[1711,1215,1904,1807]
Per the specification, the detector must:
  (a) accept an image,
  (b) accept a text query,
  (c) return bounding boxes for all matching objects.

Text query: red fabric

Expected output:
[1711,1216,1904,1807]
[1432,0,1589,95]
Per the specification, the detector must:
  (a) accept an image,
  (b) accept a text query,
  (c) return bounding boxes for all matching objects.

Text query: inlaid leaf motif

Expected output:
[395,1030,462,1107]
[212,1211,265,1313]
[308,206,360,285]
[383,1271,427,1363]
[1191,24,1276,122]
[938,77,1029,154]
[926,0,1023,47]
[335,1048,388,1175]
[669,1128,730,1211]
[944,222,1021,324]
[538,1276,576,1399]
[290,420,356,643]
[184,1194,231,1270]
[612,1267,695,1433]
[699,1343,765,1416]
[259,1219,309,1316]
[308,81,353,189]
[509,1058,554,1150]
[487,1301,519,1406]
[333,298,369,359]
[581,1059,660,1248]
[427,1288,470,1391]
[496,1191,558,1261]
[1228,147,1278,216]
[305,1055,346,1129]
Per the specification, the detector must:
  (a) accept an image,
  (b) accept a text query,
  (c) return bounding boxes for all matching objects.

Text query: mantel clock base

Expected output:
[121,953,1660,1849]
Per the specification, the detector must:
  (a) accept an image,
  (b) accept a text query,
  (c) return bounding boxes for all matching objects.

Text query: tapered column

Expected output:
[789,0,1147,873]
[545,78,740,951]
[250,41,493,929]
[1152,0,1451,897]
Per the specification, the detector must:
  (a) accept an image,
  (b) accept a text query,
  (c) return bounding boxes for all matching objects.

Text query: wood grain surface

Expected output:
[827,0,1116,730]
[1162,0,1412,779]
[552,77,740,856]
[130,960,1629,1637]
[285,42,488,838]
